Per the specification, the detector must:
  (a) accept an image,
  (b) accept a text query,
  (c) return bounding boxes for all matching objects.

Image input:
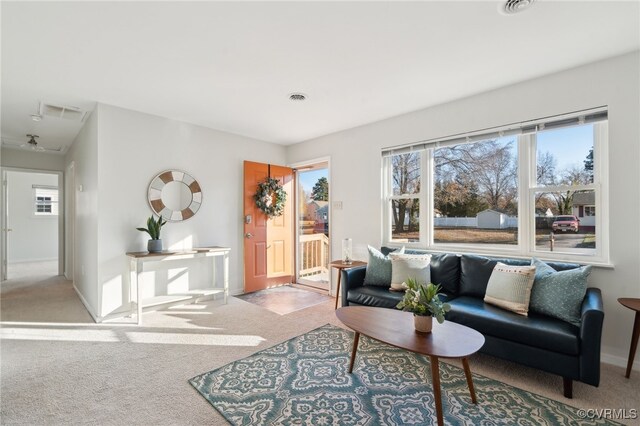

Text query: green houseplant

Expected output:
[396,278,451,333]
[136,215,167,253]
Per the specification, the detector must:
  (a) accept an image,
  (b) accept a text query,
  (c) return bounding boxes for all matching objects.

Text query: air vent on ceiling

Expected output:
[39,102,88,121]
[289,93,307,101]
[503,0,535,14]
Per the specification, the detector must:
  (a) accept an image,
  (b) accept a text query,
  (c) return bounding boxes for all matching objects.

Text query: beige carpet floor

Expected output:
[1,275,639,425]
[6,260,59,281]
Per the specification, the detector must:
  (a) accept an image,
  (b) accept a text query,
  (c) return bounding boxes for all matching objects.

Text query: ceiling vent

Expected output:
[289,93,307,101]
[503,0,535,14]
[39,102,88,121]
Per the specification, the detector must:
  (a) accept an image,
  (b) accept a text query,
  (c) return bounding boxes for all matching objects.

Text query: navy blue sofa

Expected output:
[340,248,604,398]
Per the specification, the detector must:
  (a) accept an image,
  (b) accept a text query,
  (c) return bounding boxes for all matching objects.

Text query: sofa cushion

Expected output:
[529,258,591,326]
[347,286,454,309]
[390,253,432,287]
[447,296,580,355]
[363,246,405,287]
[347,286,406,309]
[460,255,529,297]
[382,248,461,295]
[484,263,536,316]
[429,253,460,295]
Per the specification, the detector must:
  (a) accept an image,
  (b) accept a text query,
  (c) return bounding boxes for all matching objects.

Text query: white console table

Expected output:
[126,246,230,324]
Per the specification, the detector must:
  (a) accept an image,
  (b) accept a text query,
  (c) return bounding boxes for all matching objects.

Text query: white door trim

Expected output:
[289,157,332,293]
[0,166,65,279]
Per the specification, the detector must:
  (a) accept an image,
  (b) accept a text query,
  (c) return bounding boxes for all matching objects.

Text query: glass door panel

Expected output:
[296,163,329,290]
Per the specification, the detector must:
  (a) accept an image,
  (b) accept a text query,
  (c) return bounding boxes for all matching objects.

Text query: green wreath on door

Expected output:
[254,177,287,218]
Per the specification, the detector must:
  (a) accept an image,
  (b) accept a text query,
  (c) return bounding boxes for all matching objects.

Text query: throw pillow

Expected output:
[529,258,591,326]
[363,246,405,287]
[483,263,536,316]
[389,253,432,288]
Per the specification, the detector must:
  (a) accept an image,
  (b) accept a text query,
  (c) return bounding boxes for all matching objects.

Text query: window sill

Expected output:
[383,242,614,268]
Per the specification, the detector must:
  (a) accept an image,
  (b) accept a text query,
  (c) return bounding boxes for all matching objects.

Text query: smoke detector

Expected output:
[503,0,535,14]
[288,93,307,102]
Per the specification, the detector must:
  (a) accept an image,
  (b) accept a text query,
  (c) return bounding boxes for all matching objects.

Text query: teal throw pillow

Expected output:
[363,246,405,287]
[529,258,591,326]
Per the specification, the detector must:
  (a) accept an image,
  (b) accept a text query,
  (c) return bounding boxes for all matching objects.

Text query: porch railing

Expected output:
[299,233,329,277]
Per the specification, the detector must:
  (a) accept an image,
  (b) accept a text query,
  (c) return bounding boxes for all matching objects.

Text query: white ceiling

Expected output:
[2,1,639,151]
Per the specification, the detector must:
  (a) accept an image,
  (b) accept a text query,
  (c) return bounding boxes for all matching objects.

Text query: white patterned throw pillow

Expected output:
[484,263,536,316]
[389,253,432,290]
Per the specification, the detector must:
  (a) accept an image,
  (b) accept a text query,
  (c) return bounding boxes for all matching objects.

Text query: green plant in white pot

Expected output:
[136,215,167,253]
[396,278,451,333]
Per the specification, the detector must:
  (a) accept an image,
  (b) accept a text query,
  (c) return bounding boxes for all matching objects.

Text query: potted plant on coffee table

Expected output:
[396,278,451,333]
[136,215,167,253]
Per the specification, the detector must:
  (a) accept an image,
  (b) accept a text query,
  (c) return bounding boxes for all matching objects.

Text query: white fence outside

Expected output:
[434,216,518,228]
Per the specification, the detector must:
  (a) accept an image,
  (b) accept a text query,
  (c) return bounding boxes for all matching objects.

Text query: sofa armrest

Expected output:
[341,266,367,307]
[579,287,604,386]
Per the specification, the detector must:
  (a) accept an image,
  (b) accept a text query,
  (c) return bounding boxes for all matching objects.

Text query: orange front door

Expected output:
[243,161,294,293]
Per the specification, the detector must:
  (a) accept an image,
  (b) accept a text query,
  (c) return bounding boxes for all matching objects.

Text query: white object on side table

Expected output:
[125,246,230,324]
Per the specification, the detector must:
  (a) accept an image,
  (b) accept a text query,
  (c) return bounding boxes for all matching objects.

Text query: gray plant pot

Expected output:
[147,239,163,253]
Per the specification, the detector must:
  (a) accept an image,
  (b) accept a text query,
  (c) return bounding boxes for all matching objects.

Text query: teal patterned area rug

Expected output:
[190,324,617,425]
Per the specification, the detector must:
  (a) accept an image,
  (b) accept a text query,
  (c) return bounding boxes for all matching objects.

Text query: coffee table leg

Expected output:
[625,312,640,378]
[462,357,477,404]
[348,331,360,373]
[429,355,444,426]
[334,269,342,310]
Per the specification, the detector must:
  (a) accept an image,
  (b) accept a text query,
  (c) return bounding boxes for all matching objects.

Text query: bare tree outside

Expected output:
[391,153,420,237]
[435,139,518,215]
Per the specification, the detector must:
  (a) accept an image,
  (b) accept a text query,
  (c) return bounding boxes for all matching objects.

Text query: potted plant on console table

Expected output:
[396,278,451,333]
[136,215,167,253]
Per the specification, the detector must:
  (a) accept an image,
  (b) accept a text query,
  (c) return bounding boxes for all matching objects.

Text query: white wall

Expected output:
[6,171,58,262]
[1,148,66,171]
[95,104,286,318]
[287,52,640,367]
[64,111,99,319]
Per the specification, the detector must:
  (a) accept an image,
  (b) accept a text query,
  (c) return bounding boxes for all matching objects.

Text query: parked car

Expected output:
[552,215,580,233]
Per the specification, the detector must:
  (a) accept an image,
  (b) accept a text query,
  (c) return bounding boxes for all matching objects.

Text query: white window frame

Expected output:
[382,117,610,266]
[383,151,425,246]
[33,185,59,217]
[584,205,596,217]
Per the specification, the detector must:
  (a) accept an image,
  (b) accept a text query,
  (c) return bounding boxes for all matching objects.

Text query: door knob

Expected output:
[245,232,253,239]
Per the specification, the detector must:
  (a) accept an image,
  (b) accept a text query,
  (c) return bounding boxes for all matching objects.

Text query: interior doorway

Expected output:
[295,160,330,290]
[1,168,63,281]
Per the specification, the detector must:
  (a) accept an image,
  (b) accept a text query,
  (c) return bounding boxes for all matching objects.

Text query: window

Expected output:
[388,152,421,242]
[34,186,59,216]
[382,109,608,263]
[434,137,518,247]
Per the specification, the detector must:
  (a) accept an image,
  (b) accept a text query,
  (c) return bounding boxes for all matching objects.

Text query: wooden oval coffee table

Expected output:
[336,306,485,426]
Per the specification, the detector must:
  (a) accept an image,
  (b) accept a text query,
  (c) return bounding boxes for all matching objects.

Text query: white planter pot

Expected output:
[414,315,433,333]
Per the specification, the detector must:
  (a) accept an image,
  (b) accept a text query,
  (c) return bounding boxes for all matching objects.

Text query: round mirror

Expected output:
[147,170,202,221]
[162,181,192,211]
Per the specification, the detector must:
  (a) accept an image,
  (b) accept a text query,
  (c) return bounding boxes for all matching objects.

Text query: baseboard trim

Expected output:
[601,352,640,372]
[72,283,100,323]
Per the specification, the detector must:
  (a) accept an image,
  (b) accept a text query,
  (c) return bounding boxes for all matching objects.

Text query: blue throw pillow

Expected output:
[529,258,591,326]
[363,246,404,287]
